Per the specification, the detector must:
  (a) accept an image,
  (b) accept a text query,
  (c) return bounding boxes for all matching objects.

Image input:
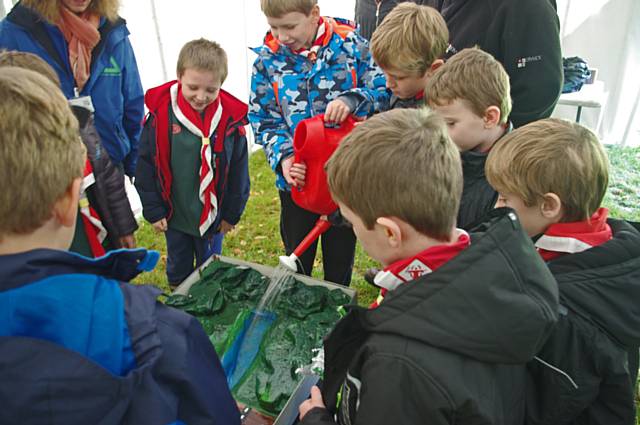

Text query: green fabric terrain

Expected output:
[166,260,351,417]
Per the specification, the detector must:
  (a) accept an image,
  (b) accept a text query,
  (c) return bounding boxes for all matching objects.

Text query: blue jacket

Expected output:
[0,249,240,425]
[249,17,389,190]
[0,3,144,177]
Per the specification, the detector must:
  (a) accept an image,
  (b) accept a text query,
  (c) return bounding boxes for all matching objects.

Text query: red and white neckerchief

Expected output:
[370,230,471,308]
[292,17,326,62]
[536,207,612,262]
[170,83,224,236]
[79,160,107,257]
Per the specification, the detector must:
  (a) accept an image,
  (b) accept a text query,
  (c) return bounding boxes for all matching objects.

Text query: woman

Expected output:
[0,0,144,179]
[0,0,142,250]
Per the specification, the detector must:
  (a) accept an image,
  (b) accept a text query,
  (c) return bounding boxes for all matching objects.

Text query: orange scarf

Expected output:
[57,6,100,91]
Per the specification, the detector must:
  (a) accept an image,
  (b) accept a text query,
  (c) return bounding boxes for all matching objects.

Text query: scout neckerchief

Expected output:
[371,230,471,308]
[292,17,327,62]
[57,6,100,92]
[79,160,107,257]
[170,83,224,235]
[536,207,612,262]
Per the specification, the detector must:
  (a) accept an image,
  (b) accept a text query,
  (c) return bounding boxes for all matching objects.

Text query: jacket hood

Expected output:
[548,219,640,346]
[0,248,158,291]
[144,81,248,122]
[252,16,356,55]
[360,208,559,364]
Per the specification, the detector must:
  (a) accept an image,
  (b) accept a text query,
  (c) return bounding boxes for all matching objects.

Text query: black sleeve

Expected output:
[352,355,455,425]
[134,115,169,224]
[219,124,250,226]
[501,0,563,127]
[299,407,338,425]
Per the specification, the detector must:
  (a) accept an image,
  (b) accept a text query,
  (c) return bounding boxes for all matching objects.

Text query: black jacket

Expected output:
[354,0,411,40]
[457,149,497,230]
[526,219,640,425]
[301,209,559,425]
[72,105,138,243]
[422,0,563,128]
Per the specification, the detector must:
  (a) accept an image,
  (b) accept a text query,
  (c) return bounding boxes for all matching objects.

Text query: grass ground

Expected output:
[134,145,640,309]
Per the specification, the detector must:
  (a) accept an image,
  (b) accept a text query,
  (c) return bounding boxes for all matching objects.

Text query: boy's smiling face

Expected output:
[267,6,321,52]
[178,68,221,112]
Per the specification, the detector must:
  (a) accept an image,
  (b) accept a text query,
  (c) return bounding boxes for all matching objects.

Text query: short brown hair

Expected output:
[426,48,512,124]
[22,0,120,23]
[327,108,462,241]
[260,0,317,17]
[0,67,85,240]
[0,50,61,87]
[486,118,609,222]
[371,3,448,76]
[176,38,228,83]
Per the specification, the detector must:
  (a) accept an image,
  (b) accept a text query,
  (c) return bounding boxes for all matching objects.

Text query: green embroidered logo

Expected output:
[103,57,121,76]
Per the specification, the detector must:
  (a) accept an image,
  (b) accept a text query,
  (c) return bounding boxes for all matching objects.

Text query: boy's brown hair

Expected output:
[176,38,228,83]
[486,118,609,222]
[327,108,462,241]
[0,50,61,87]
[370,3,448,76]
[426,48,512,124]
[22,0,120,23]
[0,67,85,239]
[260,0,317,18]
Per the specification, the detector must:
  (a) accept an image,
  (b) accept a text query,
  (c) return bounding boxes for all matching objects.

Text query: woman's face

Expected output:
[61,0,92,14]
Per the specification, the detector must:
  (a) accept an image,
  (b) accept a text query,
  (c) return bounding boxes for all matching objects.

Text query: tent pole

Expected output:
[150,0,168,82]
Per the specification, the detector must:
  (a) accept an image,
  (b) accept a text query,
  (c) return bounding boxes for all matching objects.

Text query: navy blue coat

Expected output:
[0,249,240,425]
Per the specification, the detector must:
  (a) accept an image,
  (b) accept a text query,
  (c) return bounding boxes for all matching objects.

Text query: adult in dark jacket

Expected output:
[0,0,144,177]
[526,219,640,425]
[422,0,563,127]
[301,209,559,425]
[354,0,410,40]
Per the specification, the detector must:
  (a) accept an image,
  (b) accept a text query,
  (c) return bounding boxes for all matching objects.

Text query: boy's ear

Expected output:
[540,193,564,222]
[52,177,82,228]
[310,4,320,18]
[376,216,403,248]
[483,106,502,128]
[426,59,445,77]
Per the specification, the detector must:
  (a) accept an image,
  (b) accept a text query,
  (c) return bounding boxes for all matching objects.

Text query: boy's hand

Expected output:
[290,162,307,188]
[299,386,326,420]
[152,218,168,233]
[324,99,352,123]
[281,155,298,187]
[219,220,235,235]
[118,234,136,249]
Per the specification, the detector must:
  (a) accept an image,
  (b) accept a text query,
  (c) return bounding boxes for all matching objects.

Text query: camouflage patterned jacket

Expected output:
[249,17,389,190]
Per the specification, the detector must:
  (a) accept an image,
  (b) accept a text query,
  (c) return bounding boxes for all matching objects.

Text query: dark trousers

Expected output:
[279,190,356,285]
[165,228,223,285]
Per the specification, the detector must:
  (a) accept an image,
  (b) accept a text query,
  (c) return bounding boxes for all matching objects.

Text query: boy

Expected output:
[486,118,640,425]
[0,50,138,256]
[370,2,448,109]
[426,47,512,229]
[249,0,388,285]
[0,68,239,424]
[136,38,250,287]
[298,108,558,425]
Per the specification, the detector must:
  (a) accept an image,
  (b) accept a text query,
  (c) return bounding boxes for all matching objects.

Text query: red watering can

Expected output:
[279,115,357,272]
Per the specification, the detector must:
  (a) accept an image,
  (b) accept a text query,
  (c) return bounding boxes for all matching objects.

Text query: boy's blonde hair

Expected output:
[260,0,317,17]
[327,108,462,241]
[0,67,85,239]
[426,48,512,124]
[177,38,228,83]
[22,0,120,23]
[0,50,61,87]
[486,118,609,222]
[370,3,448,76]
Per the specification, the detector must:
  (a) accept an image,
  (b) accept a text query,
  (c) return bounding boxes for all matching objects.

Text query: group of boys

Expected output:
[1,1,639,425]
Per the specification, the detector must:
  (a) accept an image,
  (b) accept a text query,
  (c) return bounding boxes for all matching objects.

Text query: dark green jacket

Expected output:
[302,208,559,425]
